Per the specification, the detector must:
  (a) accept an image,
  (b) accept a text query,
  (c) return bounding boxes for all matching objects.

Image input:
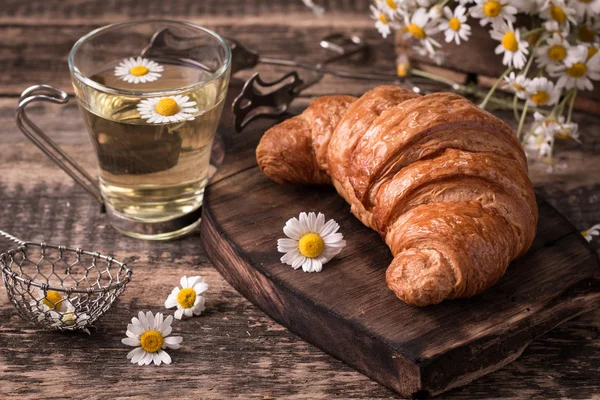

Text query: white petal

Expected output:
[122,337,140,347]
[186,276,204,288]
[161,315,174,335]
[163,336,183,349]
[184,308,193,317]
[131,348,146,364]
[165,294,178,309]
[319,219,339,237]
[159,350,172,365]
[127,347,144,361]
[128,323,144,336]
[302,258,314,272]
[174,308,184,320]
[180,276,188,288]
[140,352,153,366]
[145,311,154,329]
[283,218,303,239]
[137,312,148,329]
[193,282,209,295]
[277,238,299,252]
[153,352,162,366]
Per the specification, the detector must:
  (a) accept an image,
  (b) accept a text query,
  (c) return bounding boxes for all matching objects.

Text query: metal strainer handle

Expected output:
[15,85,104,207]
[0,229,25,246]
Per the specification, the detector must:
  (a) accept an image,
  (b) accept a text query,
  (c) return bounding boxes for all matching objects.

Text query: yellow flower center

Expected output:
[397,63,409,77]
[449,17,461,31]
[512,83,525,91]
[386,0,397,9]
[548,45,567,61]
[556,132,570,140]
[581,230,589,236]
[140,330,164,353]
[588,46,599,60]
[578,26,595,43]
[483,0,502,17]
[298,233,325,258]
[550,5,567,23]
[130,65,149,77]
[567,62,587,78]
[379,13,388,24]
[405,23,426,39]
[42,290,62,310]
[530,91,550,105]
[177,288,197,309]
[502,32,518,52]
[155,98,180,116]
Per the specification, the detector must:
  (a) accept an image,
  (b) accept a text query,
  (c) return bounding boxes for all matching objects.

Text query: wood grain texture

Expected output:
[201,113,600,397]
[0,1,599,398]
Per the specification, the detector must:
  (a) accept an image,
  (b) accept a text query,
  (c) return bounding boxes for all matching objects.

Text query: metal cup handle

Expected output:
[15,85,105,208]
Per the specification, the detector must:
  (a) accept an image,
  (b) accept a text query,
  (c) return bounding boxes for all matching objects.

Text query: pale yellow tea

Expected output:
[75,59,226,226]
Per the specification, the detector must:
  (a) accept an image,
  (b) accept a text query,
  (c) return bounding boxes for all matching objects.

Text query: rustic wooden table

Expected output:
[0,1,598,398]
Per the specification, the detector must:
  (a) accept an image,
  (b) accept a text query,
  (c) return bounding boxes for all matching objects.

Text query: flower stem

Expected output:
[523,27,545,38]
[479,67,512,110]
[411,68,460,88]
[512,94,519,121]
[517,101,529,139]
[567,89,577,123]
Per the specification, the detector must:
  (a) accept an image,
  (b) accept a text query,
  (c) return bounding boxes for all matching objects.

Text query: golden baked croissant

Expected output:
[256,85,538,306]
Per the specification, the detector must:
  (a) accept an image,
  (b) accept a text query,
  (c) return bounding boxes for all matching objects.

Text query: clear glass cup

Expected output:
[16,20,231,240]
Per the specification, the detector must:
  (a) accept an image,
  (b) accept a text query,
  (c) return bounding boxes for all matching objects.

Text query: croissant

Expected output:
[256,86,538,306]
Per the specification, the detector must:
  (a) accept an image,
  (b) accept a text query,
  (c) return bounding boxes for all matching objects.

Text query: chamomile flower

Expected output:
[569,0,600,20]
[377,0,401,16]
[122,311,183,366]
[576,19,600,44]
[581,224,600,242]
[503,72,531,99]
[137,95,199,124]
[371,5,397,38]
[540,0,577,26]
[543,19,571,36]
[50,303,91,334]
[550,44,600,90]
[164,276,208,320]
[114,57,163,84]
[526,77,560,106]
[470,0,517,27]
[277,212,346,273]
[402,7,441,56]
[491,21,529,69]
[439,5,471,45]
[29,288,67,320]
[428,5,444,20]
[536,33,570,71]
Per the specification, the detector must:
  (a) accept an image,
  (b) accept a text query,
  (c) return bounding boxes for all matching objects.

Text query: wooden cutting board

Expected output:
[200,88,600,398]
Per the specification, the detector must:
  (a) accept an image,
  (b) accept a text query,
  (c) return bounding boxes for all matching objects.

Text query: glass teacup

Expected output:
[16,20,231,240]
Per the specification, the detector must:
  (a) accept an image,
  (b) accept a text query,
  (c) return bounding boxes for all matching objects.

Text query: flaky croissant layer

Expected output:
[256,86,537,306]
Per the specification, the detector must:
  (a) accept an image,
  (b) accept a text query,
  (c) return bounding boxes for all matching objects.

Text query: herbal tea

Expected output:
[74,58,226,227]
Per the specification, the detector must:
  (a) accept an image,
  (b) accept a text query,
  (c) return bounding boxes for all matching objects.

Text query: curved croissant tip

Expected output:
[386,248,457,307]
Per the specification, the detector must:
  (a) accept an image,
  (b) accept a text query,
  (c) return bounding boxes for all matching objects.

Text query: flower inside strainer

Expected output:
[1,229,132,332]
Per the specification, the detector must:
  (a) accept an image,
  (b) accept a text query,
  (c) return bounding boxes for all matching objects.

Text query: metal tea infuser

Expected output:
[1,229,132,332]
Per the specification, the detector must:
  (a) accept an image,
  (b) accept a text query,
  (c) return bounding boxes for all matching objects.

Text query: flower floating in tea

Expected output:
[122,311,183,366]
[278,212,346,273]
[164,276,208,320]
[137,95,199,124]
[114,56,164,84]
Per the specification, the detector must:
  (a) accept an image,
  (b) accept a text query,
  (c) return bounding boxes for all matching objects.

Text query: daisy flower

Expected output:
[114,57,163,84]
[370,5,398,38]
[122,311,183,366]
[581,224,600,242]
[164,276,208,320]
[543,19,571,36]
[29,288,67,320]
[377,0,401,16]
[277,212,346,273]
[428,5,444,20]
[470,0,517,27]
[540,0,577,26]
[569,0,600,20]
[555,119,580,141]
[536,33,570,72]
[526,77,560,107]
[576,19,599,44]
[491,21,529,69]
[503,71,531,99]
[50,303,91,334]
[439,5,471,45]
[137,95,199,124]
[402,7,441,56]
[550,44,600,90]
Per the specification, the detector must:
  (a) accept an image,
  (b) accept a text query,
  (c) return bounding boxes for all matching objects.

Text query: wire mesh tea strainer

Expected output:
[1,229,133,332]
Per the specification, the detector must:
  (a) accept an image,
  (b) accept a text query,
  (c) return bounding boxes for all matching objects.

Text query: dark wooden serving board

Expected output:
[200,88,600,398]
